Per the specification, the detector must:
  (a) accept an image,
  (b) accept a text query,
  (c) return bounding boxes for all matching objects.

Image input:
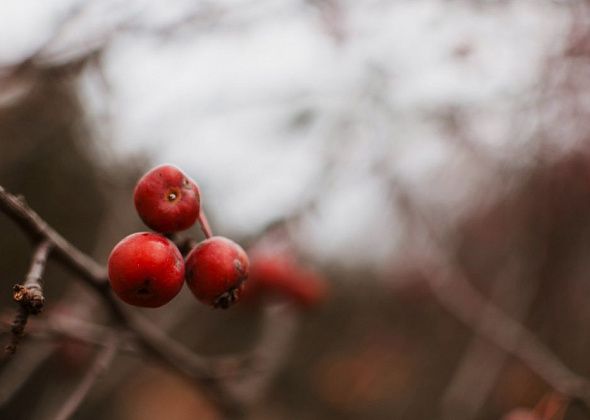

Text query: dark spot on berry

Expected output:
[136,278,152,296]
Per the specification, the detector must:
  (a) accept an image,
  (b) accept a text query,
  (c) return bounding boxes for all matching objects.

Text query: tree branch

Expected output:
[5,240,52,355]
[15,239,52,313]
[0,186,105,289]
[52,336,119,420]
[388,178,590,410]
[0,342,56,407]
[225,304,298,405]
[0,185,243,416]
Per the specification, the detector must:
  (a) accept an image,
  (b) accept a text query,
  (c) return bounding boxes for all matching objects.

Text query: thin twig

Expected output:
[52,336,119,420]
[5,240,52,355]
[35,315,137,354]
[439,198,548,419]
[389,178,590,410]
[0,185,243,416]
[17,239,52,312]
[0,342,56,407]
[225,304,299,405]
[5,307,28,356]
[430,268,590,404]
[0,186,105,289]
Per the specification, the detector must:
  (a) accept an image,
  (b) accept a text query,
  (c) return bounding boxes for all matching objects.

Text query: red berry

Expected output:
[134,164,200,233]
[242,253,327,308]
[185,236,249,308]
[108,232,185,307]
[501,409,540,420]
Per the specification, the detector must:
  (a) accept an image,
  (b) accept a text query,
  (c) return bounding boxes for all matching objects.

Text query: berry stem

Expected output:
[198,208,213,239]
[0,185,244,416]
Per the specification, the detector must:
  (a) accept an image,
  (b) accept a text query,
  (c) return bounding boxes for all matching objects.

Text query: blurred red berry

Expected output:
[185,236,249,308]
[242,252,327,308]
[134,164,200,233]
[501,408,540,420]
[48,305,94,371]
[108,232,185,307]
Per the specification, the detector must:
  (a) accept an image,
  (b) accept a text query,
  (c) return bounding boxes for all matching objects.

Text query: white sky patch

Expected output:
[0,0,574,270]
[0,0,80,63]
[298,172,398,268]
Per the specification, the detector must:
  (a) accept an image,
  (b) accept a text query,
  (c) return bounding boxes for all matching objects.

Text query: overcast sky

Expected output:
[0,0,572,270]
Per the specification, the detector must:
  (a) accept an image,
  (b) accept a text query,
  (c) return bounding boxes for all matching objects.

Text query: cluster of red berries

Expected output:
[108,164,249,309]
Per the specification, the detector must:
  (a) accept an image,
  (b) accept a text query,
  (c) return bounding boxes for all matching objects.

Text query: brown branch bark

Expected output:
[21,315,137,355]
[439,258,539,420]
[225,304,299,405]
[0,185,244,416]
[52,336,119,420]
[388,178,590,411]
[430,268,590,405]
[16,239,52,312]
[5,306,28,356]
[0,342,56,407]
[5,239,52,355]
[0,186,105,289]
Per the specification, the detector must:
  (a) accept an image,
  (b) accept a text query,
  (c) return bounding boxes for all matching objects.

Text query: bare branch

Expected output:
[388,179,590,410]
[26,315,137,355]
[0,185,244,416]
[15,239,52,313]
[5,240,52,355]
[5,306,29,356]
[0,186,106,289]
[52,336,119,420]
[225,304,299,405]
[430,268,590,405]
[0,342,56,407]
[439,258,539,420]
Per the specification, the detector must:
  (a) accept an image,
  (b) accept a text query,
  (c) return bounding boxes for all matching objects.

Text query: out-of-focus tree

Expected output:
[4,2,590,420]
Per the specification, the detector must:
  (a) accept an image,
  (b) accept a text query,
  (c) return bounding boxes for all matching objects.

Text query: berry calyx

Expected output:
[108,232,185,307]
[185,236,249,309]
[134,164,200,233]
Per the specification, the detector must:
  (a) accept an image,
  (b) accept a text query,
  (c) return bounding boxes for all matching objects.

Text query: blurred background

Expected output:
[1,1,590,419]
